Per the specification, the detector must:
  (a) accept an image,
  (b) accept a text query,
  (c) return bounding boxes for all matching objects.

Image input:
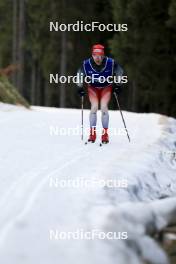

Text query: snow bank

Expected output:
[0,103,175,264]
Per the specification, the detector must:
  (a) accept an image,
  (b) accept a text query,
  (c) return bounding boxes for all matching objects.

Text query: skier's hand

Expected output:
[113,85,122,95]
[78,87,85,97]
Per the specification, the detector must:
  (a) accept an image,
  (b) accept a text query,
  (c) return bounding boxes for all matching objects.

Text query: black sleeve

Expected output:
[113,61,124,77]
[112,60,124,88]
[76,64,85,88]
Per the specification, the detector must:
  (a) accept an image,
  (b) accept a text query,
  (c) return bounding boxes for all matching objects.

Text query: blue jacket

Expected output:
[77,56,123,88]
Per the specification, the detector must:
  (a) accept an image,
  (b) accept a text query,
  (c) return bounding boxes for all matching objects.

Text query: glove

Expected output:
[113,85,122,95]
[78,87,85,97]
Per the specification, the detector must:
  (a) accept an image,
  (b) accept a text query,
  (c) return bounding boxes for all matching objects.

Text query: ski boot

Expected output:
[101,128,109,144]
[88,127,96,143]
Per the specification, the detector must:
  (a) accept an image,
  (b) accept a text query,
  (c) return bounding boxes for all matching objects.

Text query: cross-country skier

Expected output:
[77,44,124,144]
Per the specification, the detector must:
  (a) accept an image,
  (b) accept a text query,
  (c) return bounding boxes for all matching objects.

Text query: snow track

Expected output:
[0,103,175,264]
[0,147,89,247]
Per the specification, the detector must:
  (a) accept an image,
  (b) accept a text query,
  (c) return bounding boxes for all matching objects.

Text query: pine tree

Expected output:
[110,0,176,116]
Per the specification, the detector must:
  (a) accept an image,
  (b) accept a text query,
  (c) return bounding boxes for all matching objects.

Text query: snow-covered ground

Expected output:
[0,102,176,264]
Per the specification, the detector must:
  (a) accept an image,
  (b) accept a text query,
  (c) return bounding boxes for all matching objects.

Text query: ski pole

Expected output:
[81,96,84,141]
[114,92,131,142]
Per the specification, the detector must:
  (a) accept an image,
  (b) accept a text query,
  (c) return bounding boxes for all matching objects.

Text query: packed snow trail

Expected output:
[0,103,175,264]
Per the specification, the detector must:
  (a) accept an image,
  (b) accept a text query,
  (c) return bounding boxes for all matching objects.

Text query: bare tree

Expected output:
[12,0,18,87]
[17,0,25,94]
[31,60,36,105]
[59,0,67,108]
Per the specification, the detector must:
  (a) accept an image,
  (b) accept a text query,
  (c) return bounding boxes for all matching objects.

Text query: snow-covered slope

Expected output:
[0,102,175,264]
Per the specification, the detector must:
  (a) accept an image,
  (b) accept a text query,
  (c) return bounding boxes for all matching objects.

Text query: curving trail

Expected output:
[0,103,175,264]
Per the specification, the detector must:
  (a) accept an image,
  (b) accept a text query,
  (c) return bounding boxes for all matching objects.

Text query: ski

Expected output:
[84,141,109,147]
[84,140,95,145]
[100,141,109,146]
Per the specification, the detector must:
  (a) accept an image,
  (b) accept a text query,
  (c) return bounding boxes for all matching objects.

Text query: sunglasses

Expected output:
[92,54,104,60]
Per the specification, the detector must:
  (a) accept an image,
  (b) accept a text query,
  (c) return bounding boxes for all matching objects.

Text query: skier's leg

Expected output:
[100,86,112,129]
[88,86,99,128]
[87,86,99,141]
[100,86,112,143]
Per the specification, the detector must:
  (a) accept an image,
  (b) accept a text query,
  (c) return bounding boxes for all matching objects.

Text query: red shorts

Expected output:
[88,85,112,105]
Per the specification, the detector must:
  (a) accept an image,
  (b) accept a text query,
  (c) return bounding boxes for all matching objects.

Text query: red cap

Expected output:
[92,44,105,56]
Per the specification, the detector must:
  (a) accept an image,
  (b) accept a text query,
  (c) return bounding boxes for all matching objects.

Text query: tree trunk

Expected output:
[132,80,137,111]
[31,60,36,105]
[36,66,42,105]
[17,0,25,94]
[12,0,18,87]
[44,80,51,106]
[59,0,67,108]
